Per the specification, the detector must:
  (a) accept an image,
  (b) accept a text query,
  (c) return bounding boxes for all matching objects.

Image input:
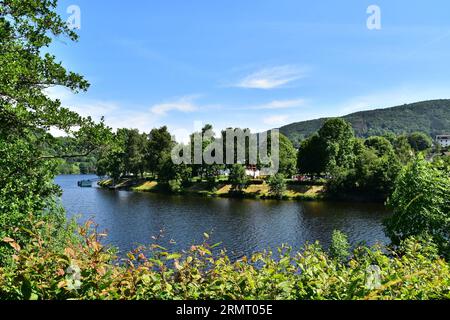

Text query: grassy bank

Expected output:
[97,178,325,201]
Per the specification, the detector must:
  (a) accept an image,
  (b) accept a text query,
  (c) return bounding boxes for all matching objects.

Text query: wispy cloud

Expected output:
[150,95,201,116]
[234,65,307,89]
[44,86,159,135]
[262,114,289,126]
[248,98,306,110]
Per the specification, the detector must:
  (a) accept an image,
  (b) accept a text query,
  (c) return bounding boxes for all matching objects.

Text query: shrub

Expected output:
[1,221,449,300]
[267,174,287,199]
[329,230,350,262]
[385,156,450,258]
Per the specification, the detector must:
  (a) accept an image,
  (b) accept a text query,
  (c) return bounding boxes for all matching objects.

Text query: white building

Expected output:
[245,165,261,178]
[436,135,450,148]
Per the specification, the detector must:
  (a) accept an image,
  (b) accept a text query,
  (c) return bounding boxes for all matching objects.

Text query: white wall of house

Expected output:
[245,169,260,178]
[436,135,450,148]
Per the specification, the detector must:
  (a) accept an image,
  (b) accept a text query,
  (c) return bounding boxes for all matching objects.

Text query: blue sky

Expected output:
[50,0,450,141]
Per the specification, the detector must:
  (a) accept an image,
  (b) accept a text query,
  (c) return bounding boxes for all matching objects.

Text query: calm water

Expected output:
[56,175,390,257]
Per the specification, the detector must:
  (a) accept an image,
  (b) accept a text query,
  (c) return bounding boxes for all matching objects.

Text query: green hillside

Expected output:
[279,99,450,145]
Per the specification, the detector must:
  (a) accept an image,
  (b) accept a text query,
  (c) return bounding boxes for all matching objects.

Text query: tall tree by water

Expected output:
[0,0,110,259]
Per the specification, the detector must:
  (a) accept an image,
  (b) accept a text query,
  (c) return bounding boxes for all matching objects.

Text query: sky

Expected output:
[49,0,450,142]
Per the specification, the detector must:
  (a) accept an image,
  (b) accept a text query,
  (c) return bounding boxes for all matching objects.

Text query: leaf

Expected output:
[2,237,14,243]
[21,279,32,300]
[211,242,222,248]
[9,241,21,252]
[166,253,182,260]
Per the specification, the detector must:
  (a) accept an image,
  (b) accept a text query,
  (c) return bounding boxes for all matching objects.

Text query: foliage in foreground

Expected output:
[385,156,450,258]
[1,221,449,300]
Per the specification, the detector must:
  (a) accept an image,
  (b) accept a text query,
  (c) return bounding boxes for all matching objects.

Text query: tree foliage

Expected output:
[228,164,248,192]
[267,173,287,199]
[1,222,449,300]
[0,0,110,260]
[280,100,450,145]
[385,156,450,258]
[407,132,433,152]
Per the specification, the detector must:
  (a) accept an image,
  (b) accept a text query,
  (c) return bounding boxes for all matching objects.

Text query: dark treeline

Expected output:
[89,118,441,201]
[93,125,298,192]
[297,118,437,201]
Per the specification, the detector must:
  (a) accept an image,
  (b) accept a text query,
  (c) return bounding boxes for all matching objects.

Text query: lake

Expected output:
[56,175,390,258]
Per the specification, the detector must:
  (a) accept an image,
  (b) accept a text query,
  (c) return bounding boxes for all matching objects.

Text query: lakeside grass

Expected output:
[98,178,325,201]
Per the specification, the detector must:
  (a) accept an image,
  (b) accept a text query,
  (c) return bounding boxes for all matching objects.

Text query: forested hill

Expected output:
[279,99,450,145]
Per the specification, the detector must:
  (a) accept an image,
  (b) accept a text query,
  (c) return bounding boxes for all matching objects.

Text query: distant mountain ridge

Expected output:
[279,99,450,145]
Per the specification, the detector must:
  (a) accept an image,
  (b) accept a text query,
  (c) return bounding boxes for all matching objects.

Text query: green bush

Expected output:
[1,221,449,300]
[267,174,287,199]
[329,230,350,262]
[385,156,450,258]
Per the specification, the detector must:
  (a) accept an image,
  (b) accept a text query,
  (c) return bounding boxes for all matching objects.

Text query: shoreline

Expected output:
[96,178,386,203]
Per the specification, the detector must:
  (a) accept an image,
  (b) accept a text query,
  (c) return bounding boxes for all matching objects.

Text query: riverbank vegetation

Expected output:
[94,116,442,202]
[98,176,324,201]
[1,0,449,300]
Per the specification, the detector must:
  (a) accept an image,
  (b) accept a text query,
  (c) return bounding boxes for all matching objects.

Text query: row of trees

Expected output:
[95,125,299,190]
[93,117,438,199]
[297,118,436,200]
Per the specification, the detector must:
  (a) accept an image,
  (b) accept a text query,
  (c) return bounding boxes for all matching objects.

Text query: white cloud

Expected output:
[234,65,307,89]
[262,115,289,126]
[150,95,201,115]
[248,98,306,110]
[44,86,74,101]
[44,86,160,134]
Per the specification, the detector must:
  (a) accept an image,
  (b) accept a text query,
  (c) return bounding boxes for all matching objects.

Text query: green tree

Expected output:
[118,128,147,177]
[278,133,297,177]
[158,152,192,192]
[318,118,356,173]
[146,126,174,177]
[229,164,248,192]
[0,0,110,260]
[408,132,433,152]
[297,134,328,179]
[385,156,450,257]
[392,135,414,164]
[327,136,401,199]
[267,173,287,199]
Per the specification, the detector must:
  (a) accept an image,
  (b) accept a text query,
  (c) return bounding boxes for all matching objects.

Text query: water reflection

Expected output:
[57,175,390,258]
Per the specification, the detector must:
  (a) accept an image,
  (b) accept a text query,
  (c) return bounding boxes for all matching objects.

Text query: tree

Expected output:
[0,0,110,260]
[297,134,328,179]
[189,124,224,181]
[145,126,174,177]
[229,164,248,192]
[385,156,450,258]
[364,136,394,157]
[407,132,433,152]
[158,152,193,192]
[267,173,287,199]
[318,118,356,173]
[96,147,125,183]
[278,133,298,177]
[118,128,147,177]
[327,136,401,199]
[392,135,414,164]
